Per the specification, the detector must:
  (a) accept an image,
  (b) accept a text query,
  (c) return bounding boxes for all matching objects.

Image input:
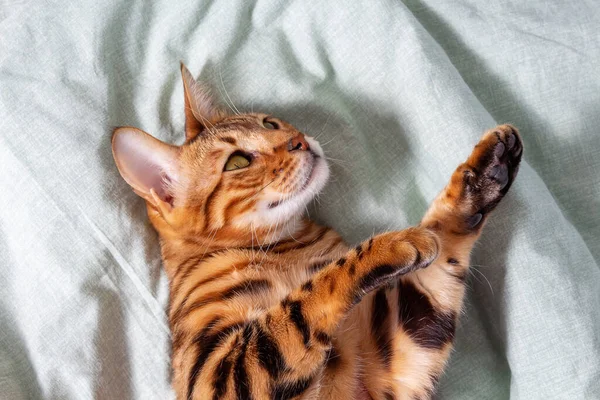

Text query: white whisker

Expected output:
[325,156,351,169]
[469,266,494,296]
[319,134,341,148]
[248,178,277,202]
[312,112,333,141]
[218,68,241,116]
[200,227,219,259]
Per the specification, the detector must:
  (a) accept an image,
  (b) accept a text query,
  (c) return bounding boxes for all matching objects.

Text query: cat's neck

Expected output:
[158,216,319,279]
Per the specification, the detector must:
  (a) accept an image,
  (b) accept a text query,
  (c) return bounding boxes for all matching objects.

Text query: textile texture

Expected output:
[1,0,599,398]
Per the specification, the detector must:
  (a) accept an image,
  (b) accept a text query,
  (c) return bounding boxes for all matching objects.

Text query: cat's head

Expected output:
[112,64,329,244]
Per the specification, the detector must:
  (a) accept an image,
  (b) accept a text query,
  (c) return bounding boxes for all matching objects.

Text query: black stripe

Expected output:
[326,276,336,294]
[367,237,374,252]
[288,301,310,347]
[336,257,346,267]
[325,346,341,369]
[234,325,253,400]
[301,226,330,248]
[174,267,236,321]
[191,267,234,291]
[355,244,363,260]
[216,120,256,130]
[186,317,220,399]
[314,330,331,345]
[169,254,211,313]
[221,279,271,301]
[169,250,225,314]
[280,296,291,309]
[353,265,399,305]
[204,179,223,223]
[270,224,314,250]
[309,261,329,273]
[182,279,271,319]
[272,226,330,254]
[255,323,287,379]
[173,254,204,283]
[272,376,314,400]
[219,136,236,144]
[371,289,393,368]
[348,263,356,276]
[187,320,242,400]
[301,280,313,292]
[212,341,236,400]
[397,280,456,349]
[223,195,253,220]
[324,236,344,253]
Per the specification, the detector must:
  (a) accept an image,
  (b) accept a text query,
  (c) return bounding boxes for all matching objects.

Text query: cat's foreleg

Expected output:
[420,124,523,291]
[366,125,523,399]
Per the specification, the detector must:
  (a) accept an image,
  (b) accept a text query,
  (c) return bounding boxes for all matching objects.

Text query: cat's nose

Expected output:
[287,133,310,152]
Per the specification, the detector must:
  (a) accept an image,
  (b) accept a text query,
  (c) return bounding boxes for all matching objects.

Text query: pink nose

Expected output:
[288,133,310,152]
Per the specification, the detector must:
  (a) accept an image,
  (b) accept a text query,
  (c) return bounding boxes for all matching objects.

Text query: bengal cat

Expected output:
[111,64,522,400]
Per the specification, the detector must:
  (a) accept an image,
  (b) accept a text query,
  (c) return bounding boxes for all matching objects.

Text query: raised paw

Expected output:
[457,124,523,229]
[349,228,440,295]
[376,227,440,271]
[296,228,440,324]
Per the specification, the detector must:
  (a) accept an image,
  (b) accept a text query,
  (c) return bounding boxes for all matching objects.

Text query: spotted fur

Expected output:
[111,64,522,400]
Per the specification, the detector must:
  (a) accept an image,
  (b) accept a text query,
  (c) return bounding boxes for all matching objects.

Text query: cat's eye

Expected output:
[262,118,279,130]
[224,152,251,171]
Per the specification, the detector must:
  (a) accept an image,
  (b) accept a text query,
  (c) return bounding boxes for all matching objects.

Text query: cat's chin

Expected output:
[236,155,329,229]
[267,155,328,217]
[267,151,319,209]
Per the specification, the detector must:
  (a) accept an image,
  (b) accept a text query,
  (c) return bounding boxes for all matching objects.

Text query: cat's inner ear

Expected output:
[181,63,226,142]
[112,127,180,213]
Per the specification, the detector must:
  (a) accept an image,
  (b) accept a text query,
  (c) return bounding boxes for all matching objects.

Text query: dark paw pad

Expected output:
[466,213,483,229]
[463,124,523,226]
[488,164,509,189]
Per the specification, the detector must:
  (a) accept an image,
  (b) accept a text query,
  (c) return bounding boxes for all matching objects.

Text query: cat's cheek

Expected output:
[231,158,329,229]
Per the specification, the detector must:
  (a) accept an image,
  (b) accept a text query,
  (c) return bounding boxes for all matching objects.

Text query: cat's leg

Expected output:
[362,125,523,399]
[187,227,439,399]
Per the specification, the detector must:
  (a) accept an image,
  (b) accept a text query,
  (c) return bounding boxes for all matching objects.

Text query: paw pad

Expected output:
[488,164,508,189]
[461,124,523,225]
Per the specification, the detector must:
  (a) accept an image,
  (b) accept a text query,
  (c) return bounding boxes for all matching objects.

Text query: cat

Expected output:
[111,64,522,400]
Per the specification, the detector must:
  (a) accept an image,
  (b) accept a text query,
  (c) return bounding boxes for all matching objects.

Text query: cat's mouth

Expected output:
[268,152,321,209]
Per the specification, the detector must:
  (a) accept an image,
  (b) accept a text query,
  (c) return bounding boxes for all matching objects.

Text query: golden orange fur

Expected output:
[111,64,522,400]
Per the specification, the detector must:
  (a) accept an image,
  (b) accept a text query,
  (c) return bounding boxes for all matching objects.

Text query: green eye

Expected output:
[262,118,279,130]
[224,153,251,171]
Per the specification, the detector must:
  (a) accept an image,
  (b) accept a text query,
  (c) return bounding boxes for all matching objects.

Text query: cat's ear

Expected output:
[181,63,225,142]
[112,126,180,217]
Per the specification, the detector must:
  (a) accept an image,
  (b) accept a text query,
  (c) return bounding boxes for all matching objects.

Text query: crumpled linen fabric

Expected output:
[1,0,599,398]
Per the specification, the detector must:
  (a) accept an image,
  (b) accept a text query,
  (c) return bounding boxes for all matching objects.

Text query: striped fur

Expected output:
[112,66,522,400]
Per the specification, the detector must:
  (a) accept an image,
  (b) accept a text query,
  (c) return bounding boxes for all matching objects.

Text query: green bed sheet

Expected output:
[1,0,599,398]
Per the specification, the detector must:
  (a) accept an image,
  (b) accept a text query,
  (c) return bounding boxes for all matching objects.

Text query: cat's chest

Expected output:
[242,245,348,303]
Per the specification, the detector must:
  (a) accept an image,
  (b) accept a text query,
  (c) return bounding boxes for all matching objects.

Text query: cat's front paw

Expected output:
[343,228,439,302]
[366,228,440,274]
[460,124,523,228]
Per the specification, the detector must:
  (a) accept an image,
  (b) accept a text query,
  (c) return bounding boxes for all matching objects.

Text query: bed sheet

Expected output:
[1,0,599,398]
